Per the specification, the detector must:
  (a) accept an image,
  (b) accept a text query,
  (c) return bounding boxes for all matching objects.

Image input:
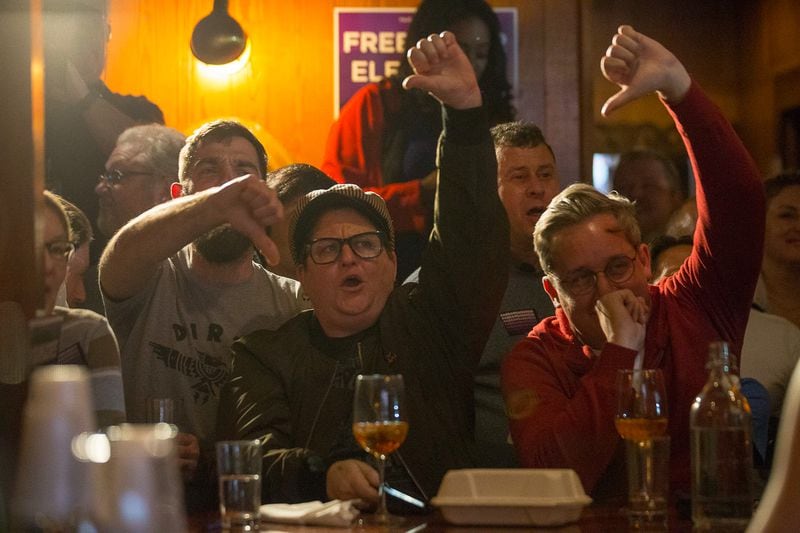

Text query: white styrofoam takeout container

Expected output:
[431,469,592,526]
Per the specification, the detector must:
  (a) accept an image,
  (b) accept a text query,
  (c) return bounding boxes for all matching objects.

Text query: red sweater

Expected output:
[321,80,428,234]
[502,81,765,497]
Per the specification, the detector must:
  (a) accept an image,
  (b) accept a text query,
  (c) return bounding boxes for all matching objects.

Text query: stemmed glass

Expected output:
[615,369,669,525]
[352,374,408,525]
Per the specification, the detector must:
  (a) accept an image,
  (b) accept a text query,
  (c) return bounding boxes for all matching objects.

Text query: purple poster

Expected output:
[333,7,518,117]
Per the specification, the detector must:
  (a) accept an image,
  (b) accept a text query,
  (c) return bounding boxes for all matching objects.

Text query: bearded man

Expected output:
[99,120,308,508]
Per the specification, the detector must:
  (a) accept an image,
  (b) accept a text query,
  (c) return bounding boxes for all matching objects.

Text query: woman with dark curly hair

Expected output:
[322,0,515,279]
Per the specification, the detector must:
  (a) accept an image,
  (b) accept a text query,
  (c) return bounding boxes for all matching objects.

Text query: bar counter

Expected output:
[189,499,694,532]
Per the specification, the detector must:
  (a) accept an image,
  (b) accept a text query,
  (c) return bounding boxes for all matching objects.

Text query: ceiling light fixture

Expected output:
[190,0,248,65]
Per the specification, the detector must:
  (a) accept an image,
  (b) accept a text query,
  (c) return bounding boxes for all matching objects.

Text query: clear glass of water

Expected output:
[145,397,177,424]
[216,439,262,531]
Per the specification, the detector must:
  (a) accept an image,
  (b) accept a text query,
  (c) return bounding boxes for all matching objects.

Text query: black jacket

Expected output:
[217,105,509,503]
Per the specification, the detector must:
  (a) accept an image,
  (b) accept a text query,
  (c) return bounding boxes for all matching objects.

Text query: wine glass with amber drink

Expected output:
[352,374,408,525]
[615,369,669,524]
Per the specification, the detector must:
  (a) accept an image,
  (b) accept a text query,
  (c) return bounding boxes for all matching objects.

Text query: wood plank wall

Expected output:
[739,0,800,176]
[586,0,800,179]
[1,0,43,319]
[103,0,583,186]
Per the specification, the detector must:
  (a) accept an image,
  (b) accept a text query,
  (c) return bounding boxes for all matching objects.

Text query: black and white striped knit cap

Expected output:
[289,183,395,264]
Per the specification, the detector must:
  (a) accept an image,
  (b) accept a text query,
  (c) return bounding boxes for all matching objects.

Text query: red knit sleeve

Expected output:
[666,80,765,356]
[502,318,637,494]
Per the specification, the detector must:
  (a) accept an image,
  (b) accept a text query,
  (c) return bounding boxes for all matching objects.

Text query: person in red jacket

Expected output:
[322,0,514,279]
[502,25,765,500]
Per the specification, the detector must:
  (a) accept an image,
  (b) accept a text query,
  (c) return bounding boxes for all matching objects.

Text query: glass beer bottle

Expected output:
[690,341,753,531]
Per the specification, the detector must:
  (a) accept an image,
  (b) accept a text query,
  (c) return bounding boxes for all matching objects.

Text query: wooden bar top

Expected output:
[190,500,694,532]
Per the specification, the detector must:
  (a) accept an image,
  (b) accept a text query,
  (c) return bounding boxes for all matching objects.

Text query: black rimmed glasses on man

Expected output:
[305,231,385,265]
[98,169,155,186]
[552,252,638,296]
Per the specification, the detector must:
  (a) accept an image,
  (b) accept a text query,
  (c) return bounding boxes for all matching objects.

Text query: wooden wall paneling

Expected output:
[586,0,750,192]
[1,1,43,505]
[763,0,800,175]
[591,1,743,121]
[588,0,669,129]
[103,1,566,174]
[767,0,800,75]
[102,1,800,189]
[579,0,595,186]
[542,0,581,188]
[105,0,399,169]
[737,0,800,177]
[0,0,42,319]
[775,69,800,113]
[514,1,546,131]
[239,0,338,168]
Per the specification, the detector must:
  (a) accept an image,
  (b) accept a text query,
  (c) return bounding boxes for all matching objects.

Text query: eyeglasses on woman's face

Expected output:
[305,231,385,265]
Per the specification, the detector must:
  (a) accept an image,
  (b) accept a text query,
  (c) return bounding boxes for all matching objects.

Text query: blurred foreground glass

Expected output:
[615,368,669,526]
[216,439,262,531]
[99,423,187,532]
[12,365,97,530]
[352,374,408,526]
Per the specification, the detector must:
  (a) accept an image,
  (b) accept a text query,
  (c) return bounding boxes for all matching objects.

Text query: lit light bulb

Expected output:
[195,38,251,80]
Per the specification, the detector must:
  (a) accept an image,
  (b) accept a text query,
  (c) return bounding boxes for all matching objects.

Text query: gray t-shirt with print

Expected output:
[104,247,308,442]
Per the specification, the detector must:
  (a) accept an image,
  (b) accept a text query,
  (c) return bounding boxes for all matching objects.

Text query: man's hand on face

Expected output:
[211,174,283,266]
[595,289,649,352]
[326,459,380,507]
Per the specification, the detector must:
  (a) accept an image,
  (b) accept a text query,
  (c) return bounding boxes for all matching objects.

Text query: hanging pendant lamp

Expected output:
[190,0,247,65]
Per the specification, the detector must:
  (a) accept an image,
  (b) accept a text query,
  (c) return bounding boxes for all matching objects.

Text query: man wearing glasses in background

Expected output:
[502,26,764,500]
[63,124,186,315]
[95,124,186,239]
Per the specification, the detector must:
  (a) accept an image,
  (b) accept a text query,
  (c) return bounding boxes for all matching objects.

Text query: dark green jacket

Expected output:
[218,105,509,503]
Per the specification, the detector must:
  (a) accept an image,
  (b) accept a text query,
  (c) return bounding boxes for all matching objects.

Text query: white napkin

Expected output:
[260,499,359,527]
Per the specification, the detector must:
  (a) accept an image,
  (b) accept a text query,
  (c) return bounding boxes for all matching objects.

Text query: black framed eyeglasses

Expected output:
[45,240,75,262]
[305,231,385,265]
[98,169,155,186]
[552,252,638,296]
